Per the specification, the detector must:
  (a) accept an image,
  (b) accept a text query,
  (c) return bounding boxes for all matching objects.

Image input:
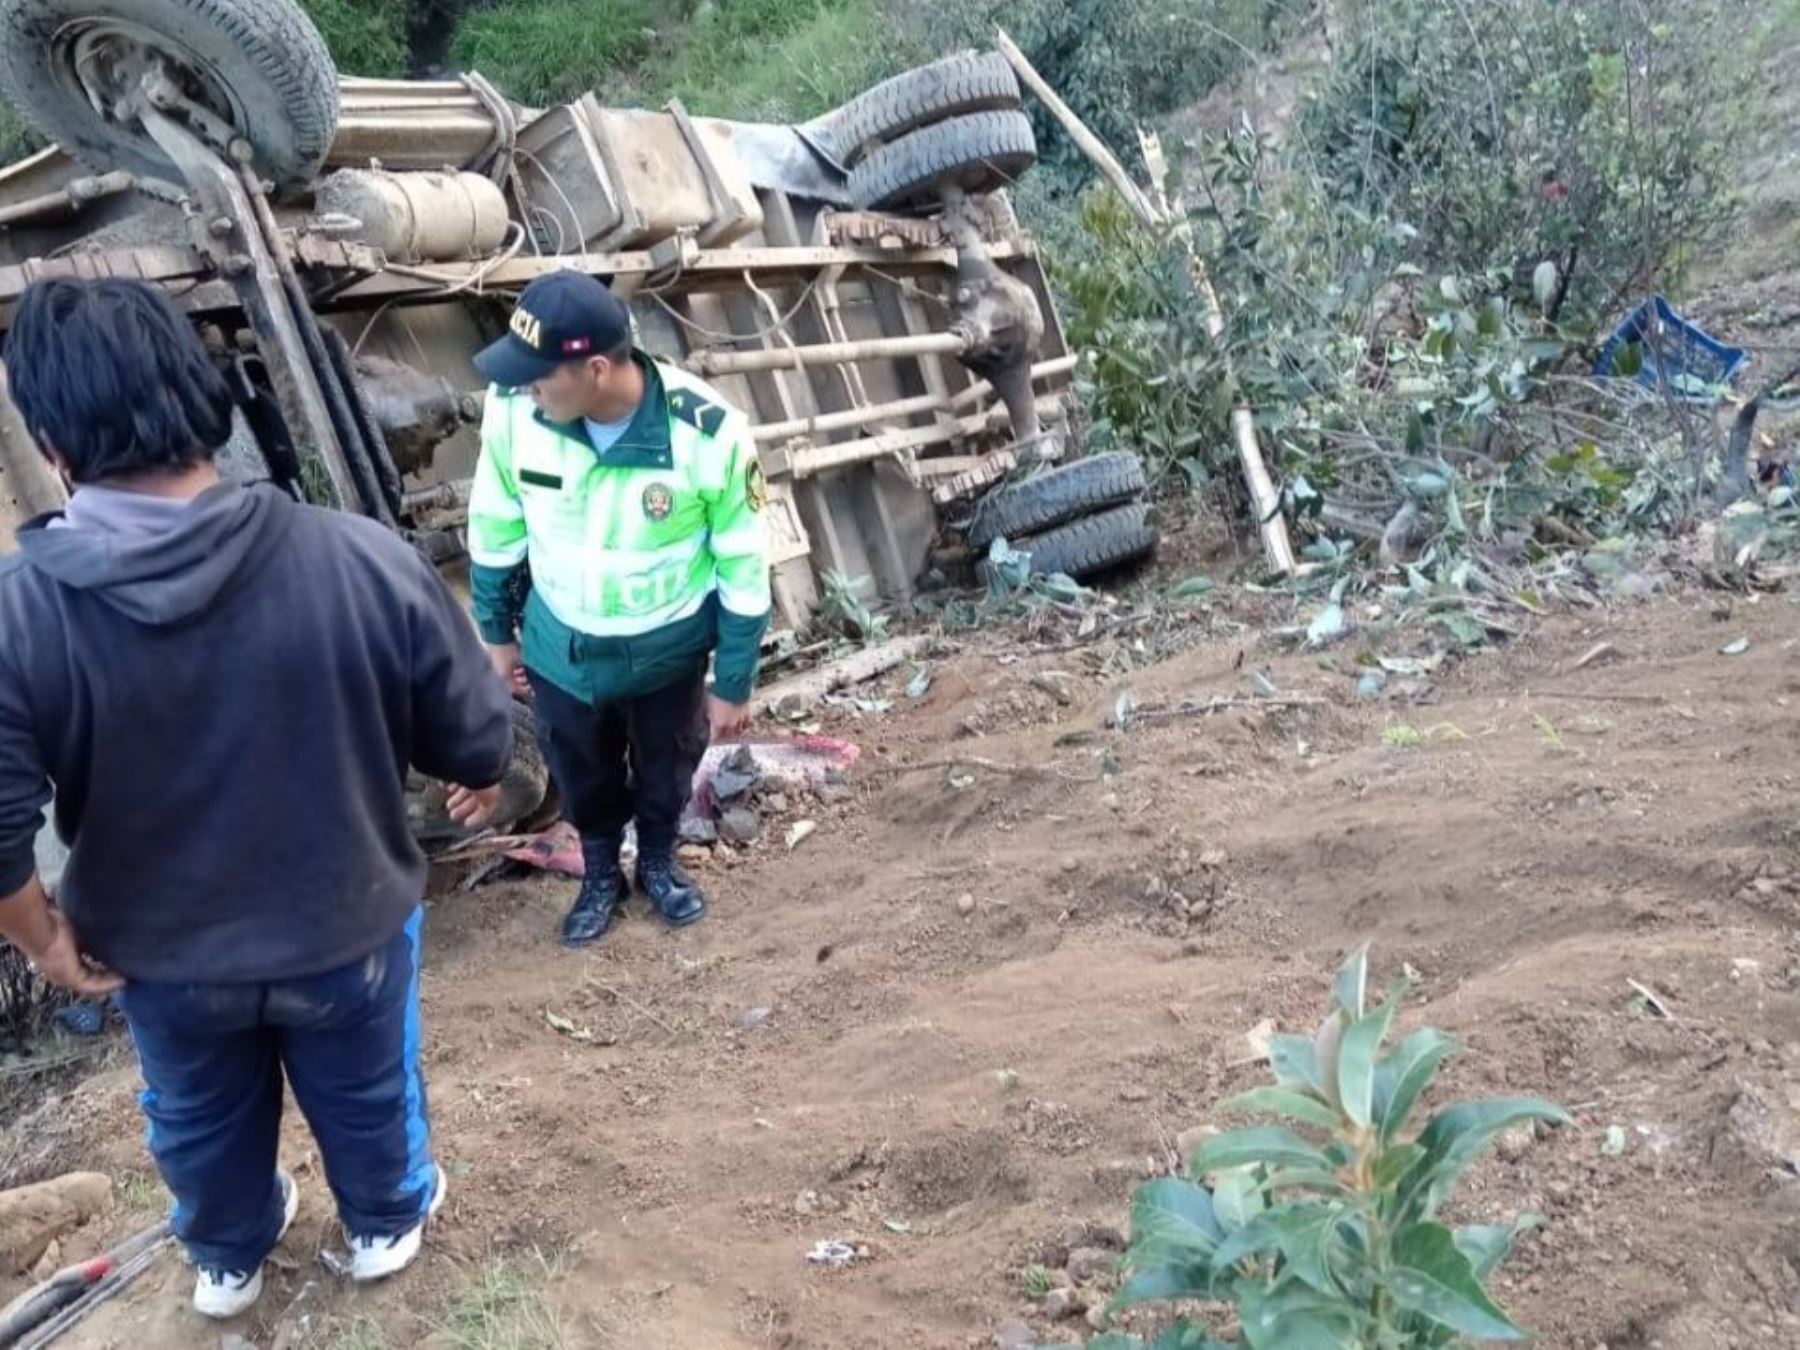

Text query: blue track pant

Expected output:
[114,908,435,1272]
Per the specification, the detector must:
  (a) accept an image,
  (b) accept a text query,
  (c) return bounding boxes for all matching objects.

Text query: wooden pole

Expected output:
[994,28,1297,576]
[1139,130,1296,575]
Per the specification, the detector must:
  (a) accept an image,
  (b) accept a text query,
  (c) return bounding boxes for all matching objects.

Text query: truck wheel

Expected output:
[967,452,1148,550]
[817,51,1020,167]
[978,503,1161,586]
[0,0,339,193]
[847,109,1037,211]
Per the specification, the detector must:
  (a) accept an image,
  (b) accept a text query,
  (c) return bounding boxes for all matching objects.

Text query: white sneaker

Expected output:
[348,1165,446,1283]
[193,1168,299,1319]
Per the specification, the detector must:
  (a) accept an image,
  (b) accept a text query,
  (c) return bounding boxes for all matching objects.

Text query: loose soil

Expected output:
[9,585,1800,1349]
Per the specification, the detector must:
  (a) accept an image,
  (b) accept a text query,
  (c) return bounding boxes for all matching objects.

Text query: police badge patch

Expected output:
[642,482,675,522]
[745,457,767,513]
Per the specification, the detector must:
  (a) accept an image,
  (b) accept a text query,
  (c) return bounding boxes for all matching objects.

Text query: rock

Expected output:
[1198,847,1229,868]
[762,791,790,815]
[957,892,977,917]
[1085,1304,1110,1331]
[1496,1125,1536,1164]
[793,1190,818,1216]
[1716,1078,1800,1179]
[1144,876,1166,902]
[1042,1287,1082,1320]
[220,1337,259,1350]
[993,1319,1034,1350]
[718,807,761,845]
[1066,1245,1114,1283]
[739,1006,775,1031]
[1061,858,1080,874]
[1100,792,1121,812]
[0,1172,112,1274]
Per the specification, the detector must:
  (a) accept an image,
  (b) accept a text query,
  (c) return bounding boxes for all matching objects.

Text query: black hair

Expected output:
[3,277,234,484]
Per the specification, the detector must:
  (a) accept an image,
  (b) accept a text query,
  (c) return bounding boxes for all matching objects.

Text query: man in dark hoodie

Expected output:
[0,278,514,1319]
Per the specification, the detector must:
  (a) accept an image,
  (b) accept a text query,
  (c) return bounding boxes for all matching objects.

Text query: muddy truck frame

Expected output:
[0,0,1098,836]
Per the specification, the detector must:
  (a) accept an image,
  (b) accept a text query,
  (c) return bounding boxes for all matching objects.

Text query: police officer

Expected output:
[468,271,771,945]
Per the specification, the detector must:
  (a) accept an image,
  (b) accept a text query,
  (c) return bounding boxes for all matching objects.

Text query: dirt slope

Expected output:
[11,589,1800,1349]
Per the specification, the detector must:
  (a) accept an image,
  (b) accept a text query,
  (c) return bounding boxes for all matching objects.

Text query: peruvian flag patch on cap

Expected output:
[562,336,592,354]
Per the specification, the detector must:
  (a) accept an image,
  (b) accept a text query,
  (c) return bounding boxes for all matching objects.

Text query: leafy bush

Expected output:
[0,106,42,166]
[298,0,412,78]
[1092,948,1566,1347]
[651,0,906,121]
[919,0,1286,193]
[450,0,662,106]
[1301,0,1742,330]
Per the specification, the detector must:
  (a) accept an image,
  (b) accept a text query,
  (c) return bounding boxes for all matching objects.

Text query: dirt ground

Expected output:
[6,579,1800,1349]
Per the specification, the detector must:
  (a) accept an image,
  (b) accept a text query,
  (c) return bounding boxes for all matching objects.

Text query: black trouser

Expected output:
[527,663,710,858]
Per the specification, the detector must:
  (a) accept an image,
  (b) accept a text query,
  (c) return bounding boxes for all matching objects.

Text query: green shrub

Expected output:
[298,0,412,78]
[652,0,908,122]
[0,105,43,166]
[1090,948,1566,1347]
[1301,0,1741,329]
[450,0,662,106]
[919,0,1287,192]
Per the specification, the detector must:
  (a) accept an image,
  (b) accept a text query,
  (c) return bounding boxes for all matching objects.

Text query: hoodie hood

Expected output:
[15,483,293,625]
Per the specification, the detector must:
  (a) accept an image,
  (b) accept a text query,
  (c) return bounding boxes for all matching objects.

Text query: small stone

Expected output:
[1061,858,1080,874]
[1066,1245,1114,1283]
[762,791,790,815]
[994,1318,1034,1350]
[220,1338,259,1350]
[1101,792,1121,811]
[1085,1305,1110,1331]
[1043,1287,1082,1320]
[739,1006,775,1031]
[1496,1125,1535,1164]
[718,807,761,845]
[1198,847,1228,868]
[957,892,977,917]
[1144,876,1166,902]
[793,1190,818,1216]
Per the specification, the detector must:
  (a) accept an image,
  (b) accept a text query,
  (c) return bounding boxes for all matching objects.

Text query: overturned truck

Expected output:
[0,0,1161,837]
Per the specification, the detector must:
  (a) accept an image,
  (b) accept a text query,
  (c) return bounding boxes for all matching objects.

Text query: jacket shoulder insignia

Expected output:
[668,389,727,438]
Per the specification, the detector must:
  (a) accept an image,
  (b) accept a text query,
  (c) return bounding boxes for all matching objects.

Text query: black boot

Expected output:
[562,838,627,947]
[636,849,707,927]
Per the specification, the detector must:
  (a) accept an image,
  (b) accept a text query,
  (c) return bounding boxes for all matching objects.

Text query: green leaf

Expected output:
[1218,1086,1342,1132]
[1372,1142,1426,1191]
[1397,1098,1571,1221]
[1337,988,1400,1129]
[1111,1259,1214,1309]
[1210,1211,1282,1274]
[1271,1208,1344,1295]
[1172,575,1217,598]
[1268,1034,1323,1093]
[1332,945,1370,1018]
[1239,1278,1368,1349]
[1405,411,1428,457]
[1261,1167,1349,1197]
[1130,1178,1226,1263]
[1454,1214,1541,1280]
[1612,341,1644,379]
[1192,1127,1335,1177]
[1211,1169,1266,1232]
[1387,1221,1526,1340]
[1373,1028,1456,1141]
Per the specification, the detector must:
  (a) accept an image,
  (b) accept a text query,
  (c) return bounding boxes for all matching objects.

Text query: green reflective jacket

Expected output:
[466,354,771,704]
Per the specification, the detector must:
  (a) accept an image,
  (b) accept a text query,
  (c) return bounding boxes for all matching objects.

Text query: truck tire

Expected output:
[967,452,1148,550]
[0,0,338,193]
[979,503,1162,586]
[848,109,1037,211]
[819,51,1021,167]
